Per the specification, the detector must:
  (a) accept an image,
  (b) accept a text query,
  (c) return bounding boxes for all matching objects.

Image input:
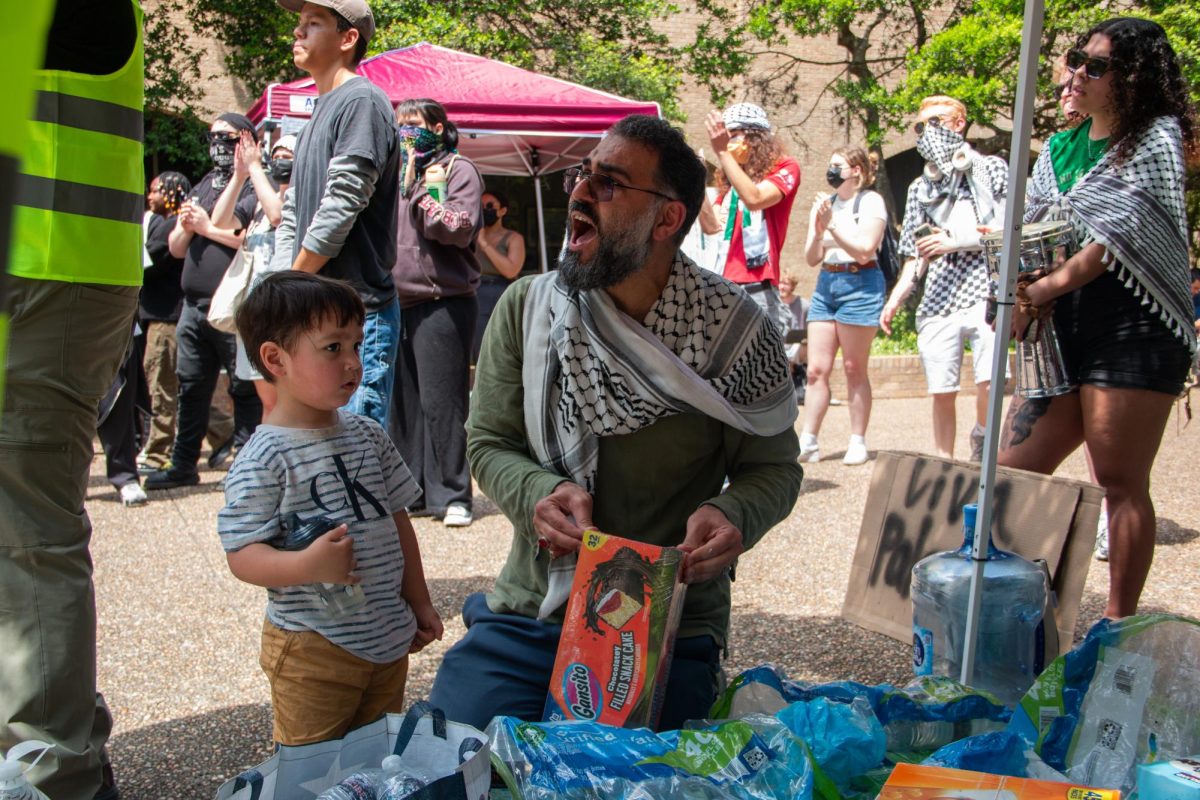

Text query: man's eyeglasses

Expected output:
[563,167,676,203]
[207,131,238,144]
[1065,48,1112,80]
[913,116,948,136]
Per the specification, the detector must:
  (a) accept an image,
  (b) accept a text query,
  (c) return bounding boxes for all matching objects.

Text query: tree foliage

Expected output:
[685,0,965,209]
[147,0,686,124]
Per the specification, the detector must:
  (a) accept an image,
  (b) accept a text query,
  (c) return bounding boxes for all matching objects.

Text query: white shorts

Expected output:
[917,300,998,393]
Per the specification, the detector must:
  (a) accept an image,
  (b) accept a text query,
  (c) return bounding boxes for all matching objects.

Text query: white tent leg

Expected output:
[534,174,549,273]
[961,0,1046,686]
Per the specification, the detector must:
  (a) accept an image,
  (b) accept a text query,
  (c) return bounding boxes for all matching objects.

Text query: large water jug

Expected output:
[911,504,1048,706]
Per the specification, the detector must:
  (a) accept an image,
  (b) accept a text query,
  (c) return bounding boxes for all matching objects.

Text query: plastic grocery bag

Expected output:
[487,714,814,800]
[214,703,489,800]
[1007,613,1200,794]
[712,665,1009,753]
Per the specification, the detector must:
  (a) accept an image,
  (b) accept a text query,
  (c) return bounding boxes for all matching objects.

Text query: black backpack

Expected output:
[849,190,900,289]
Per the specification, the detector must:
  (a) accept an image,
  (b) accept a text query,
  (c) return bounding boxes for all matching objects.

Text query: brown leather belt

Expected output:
[823,260,877,274]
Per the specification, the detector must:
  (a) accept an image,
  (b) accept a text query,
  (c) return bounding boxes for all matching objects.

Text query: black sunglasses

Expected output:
[563,167,676,203]
[912,116,946,136]
[1065,48,1112,80]
[206,131,239,144]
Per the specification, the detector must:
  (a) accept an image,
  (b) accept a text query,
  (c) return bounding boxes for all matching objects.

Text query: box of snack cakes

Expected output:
[542,530,687,729]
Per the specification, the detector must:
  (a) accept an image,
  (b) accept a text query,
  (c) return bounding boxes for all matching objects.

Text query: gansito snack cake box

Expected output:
[543,530,687,729]
[881,764,1120,800]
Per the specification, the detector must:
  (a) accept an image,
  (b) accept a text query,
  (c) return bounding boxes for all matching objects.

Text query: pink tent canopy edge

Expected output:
[246,41,661,134]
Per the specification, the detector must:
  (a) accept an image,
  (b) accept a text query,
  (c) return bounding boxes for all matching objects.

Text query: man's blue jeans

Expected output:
[345,297,400,429]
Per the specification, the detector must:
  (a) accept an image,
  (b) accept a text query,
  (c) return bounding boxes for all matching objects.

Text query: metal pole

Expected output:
[960,0,1044,686]
[531,147,549,273]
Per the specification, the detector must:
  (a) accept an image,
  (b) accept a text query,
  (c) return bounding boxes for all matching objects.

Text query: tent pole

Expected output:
[531,147,549,273]
[960,0,1045,687]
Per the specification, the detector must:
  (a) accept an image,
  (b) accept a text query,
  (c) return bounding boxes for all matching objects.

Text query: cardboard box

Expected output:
[543,531,687,729]
[842,451,1104,655]
[1138,759,1200,800]
[881,763,1120,800]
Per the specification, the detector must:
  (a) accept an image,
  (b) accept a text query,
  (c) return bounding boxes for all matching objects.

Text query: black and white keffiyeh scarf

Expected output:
[1026,116,1196,354]
[522,253,797,616]
[915,123,1004,230]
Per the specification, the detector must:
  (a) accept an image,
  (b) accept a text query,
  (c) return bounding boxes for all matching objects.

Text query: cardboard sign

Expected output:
[543,531,687,729]
[842,451,1104,654]
[882,763,1120,800]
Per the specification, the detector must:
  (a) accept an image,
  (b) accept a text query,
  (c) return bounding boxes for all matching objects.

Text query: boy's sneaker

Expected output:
[842,441,869,466]
[144,468,200,491]
[799,441,820,463]
[120,483,148,506]
[443,502,473,527]
[1095,514,1109,562]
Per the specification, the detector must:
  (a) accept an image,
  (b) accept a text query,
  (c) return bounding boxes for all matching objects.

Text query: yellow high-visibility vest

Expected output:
[0,0,57,408]
[10,0,144,287]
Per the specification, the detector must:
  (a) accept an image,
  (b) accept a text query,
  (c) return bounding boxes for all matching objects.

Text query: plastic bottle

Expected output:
[378,755,435,799]
[883,718,1006,752]
[424,164,447,203]
[911,503,1048,706]
[0,742,53,800]
[315,771,380,800]
[281,513,366,617]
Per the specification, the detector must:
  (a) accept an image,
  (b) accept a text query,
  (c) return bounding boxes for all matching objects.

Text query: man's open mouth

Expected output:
[568,210,598,250]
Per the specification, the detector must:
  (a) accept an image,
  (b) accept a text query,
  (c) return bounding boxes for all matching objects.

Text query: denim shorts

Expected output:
[808,267,886,327]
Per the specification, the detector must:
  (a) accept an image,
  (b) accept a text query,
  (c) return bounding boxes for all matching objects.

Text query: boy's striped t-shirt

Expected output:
[218,411,422,663]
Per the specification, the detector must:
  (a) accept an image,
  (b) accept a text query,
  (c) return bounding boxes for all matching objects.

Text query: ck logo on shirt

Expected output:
[310,452,388,521]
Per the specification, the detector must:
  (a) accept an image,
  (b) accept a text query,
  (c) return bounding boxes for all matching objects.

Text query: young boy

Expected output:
[218,271,442,746]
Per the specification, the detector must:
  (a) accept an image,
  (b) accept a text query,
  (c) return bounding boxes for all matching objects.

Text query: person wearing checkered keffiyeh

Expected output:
[881,95,1009,463]
[997,18,1198,621]
[427,115,802,733]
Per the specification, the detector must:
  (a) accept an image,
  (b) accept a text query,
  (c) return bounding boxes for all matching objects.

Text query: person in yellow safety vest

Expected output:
[0,2,144,799]
[0,2,55,406]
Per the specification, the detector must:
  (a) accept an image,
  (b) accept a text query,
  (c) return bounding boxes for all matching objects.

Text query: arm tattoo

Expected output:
[1001,397,1052,448]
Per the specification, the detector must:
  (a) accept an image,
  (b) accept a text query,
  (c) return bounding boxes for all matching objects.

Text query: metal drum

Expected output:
[981,221,1076,398]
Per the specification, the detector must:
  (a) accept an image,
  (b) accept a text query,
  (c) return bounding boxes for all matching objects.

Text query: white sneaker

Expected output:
[443,502,474,527]
[842,441,869,466]
[1094,514,1109,562]
[799,442,820,463]
[120,483,148,507]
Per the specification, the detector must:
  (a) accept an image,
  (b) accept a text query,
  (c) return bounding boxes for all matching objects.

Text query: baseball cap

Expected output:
[277,0,375,43]
[272,134,298,156]
[723,103,771,131]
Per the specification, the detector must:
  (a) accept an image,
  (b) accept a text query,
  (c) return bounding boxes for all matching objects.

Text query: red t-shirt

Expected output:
[720,156,802,286]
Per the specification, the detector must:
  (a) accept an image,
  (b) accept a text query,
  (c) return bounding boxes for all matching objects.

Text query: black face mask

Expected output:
[482,208,499,227]
[270,158,293,183]
[826,165,848,189]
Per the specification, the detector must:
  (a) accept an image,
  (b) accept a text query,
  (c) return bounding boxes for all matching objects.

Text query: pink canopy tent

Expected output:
[247,42,662,269]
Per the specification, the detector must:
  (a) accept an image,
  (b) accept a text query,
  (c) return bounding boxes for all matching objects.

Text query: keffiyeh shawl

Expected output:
[1026,115,1196,354]
[522,253,798,616]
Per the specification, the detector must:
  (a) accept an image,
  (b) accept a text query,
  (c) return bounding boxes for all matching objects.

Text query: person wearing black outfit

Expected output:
[145,114,262,490]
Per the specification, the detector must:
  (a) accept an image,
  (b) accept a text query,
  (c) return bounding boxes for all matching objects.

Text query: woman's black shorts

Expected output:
[1052,268,1192,396]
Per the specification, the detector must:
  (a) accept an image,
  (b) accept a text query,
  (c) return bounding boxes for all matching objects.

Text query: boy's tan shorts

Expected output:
[260,618,409,746]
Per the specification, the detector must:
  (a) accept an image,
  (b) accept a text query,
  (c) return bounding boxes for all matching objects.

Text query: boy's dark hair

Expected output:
[235,272,365,383]
[1191,266,1200,282]
[396,98,460,150]
[607,115,706,245]
[331,10,369,66]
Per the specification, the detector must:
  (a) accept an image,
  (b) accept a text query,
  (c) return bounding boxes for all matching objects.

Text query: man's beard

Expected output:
[557,199,658,292]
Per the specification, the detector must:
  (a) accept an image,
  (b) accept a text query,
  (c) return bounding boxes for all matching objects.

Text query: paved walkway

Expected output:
[85,394,1200,798]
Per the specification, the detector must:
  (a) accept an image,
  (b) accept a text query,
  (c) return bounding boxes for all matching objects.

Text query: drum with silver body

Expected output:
[981,220,1077,398]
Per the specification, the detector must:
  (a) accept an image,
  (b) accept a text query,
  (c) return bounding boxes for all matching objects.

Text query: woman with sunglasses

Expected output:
[472,188,525,362]
[1000,18,1197,619]
[799,146,888,465]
